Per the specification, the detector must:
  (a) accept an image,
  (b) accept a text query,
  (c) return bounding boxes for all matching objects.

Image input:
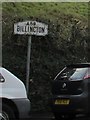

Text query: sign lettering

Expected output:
[14,21,48,36]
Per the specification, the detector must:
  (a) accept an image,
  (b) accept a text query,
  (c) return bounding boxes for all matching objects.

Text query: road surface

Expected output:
[22,112,90,120]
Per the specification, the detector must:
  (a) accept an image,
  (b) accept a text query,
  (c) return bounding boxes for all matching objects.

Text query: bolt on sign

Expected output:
[14,21,48,36]
[14,21,48,96]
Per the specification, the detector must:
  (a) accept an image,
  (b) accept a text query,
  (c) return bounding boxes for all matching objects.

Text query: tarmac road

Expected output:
[22,112,90,120]
[23,117,90,120]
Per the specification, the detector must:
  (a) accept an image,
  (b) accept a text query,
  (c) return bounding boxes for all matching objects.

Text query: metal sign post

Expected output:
[26,36,31,95]
[14,21,48,96]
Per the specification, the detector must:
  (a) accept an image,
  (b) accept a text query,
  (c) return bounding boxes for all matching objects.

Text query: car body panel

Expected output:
[0,67,30,119]
[0,67,27,99]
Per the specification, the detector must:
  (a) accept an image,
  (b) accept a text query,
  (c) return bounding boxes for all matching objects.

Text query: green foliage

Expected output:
[2,2,88,20]
[2,2,88,111]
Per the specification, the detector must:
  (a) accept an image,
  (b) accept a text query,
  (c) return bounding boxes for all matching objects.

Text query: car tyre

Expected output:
[0,103,15,120]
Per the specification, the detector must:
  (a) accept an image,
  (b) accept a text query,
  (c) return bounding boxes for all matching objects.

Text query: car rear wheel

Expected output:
[0,103,15,120]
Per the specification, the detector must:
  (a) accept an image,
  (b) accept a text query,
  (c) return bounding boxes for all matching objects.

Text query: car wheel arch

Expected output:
[1,98,19,119]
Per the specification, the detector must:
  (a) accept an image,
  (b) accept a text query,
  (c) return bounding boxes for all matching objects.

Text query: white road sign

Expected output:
[14,21,48,95]
[14,21,48,36]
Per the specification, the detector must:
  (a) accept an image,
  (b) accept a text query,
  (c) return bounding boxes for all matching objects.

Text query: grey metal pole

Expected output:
[26,36,32,96]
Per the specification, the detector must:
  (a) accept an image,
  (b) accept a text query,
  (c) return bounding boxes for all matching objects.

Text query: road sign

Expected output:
[14,21,48,36]
[14,21,48,96]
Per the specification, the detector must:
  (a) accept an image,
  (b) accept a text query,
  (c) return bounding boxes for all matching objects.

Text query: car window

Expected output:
[60,67,88,81]
[84,68,90,79]
[70,68,88,80]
